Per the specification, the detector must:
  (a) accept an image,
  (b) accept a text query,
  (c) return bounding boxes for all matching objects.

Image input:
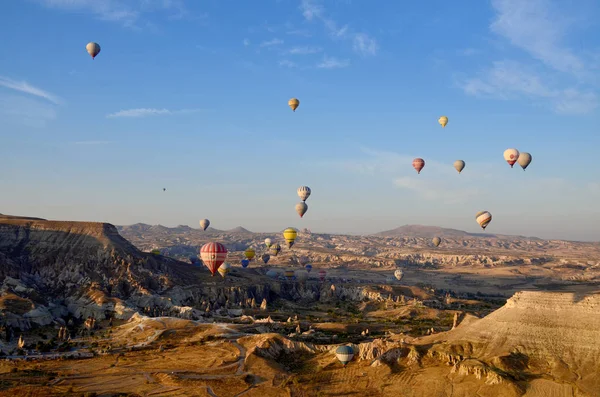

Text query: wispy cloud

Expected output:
[243,38,250,46]
[317,56,349,69]
[34,0,189,29]
[106,108,205,118]
[259,38,284,48]
[288,46,322,55]
[0,95,58,127]
[279,60,297,68]
[459,0,599,114]
[299,0,378,56]
[0,76,63,105]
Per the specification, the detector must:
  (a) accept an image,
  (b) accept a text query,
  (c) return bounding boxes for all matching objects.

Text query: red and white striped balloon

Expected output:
[200,242,228,276]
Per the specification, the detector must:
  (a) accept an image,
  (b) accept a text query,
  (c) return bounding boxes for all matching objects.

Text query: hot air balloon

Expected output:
[150,249,161,255]
[241,259,250,268]
[200,242,228,276]
[297,186,311,201]
[394,269,404,281]
[264,238,272,249]
[295,202,308,218]
[86,42,101,59]
[266,269,279,278]
[261,253,270,264]
[284,270,295,281]
[218,262,231,278]
[318,269,326,281]
[503,148,520,168]
[453,160,465,174]
[432,237,441,247]
[412,158,425,174]
[335,345,354,366]
[476,211,492,230]
[270,243,281,256]
[244,248,256,260]
[438,116,448,128]
[283,228,298,249]
[295,269,309,282]
[305,263,313,273]
[163,188,166,191]
[199,219,210,231]
[517,152,532,170]
[288,98,300,112]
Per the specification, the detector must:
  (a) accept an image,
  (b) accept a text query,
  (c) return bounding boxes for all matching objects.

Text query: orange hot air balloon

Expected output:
[200,242,228,276]
[412,158,425,174]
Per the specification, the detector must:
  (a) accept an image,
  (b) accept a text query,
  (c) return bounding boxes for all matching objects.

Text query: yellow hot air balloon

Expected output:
[476,211,492,230]
[453,160,465,174]
[86,42,101,59]
[283,227,298,249]
[218,262,231,278]
[150,249,160,255]
[244,247,256,260]
[438,116,448,128]
[432,237,441,247]
[288,98,300,112]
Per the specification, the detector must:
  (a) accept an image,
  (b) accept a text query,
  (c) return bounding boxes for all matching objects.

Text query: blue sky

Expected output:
[1,0,600,241]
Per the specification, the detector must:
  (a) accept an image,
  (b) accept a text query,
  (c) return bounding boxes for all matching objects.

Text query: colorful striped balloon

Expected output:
[412,158,425,174]
[200,242,228,276]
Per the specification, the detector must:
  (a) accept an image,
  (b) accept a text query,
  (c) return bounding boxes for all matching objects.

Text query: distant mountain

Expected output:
[227,226,253,234]
[373,224,536,239]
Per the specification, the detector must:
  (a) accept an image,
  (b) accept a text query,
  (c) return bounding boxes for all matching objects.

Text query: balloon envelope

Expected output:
[244,248,256,260]
[288,98,300,112]
[438,116,448,127]
[503,148,520,168]
[261,253,271,264]
[200,242,228,276]
[295,202,308,218]
[335,346,354,365]
[305,264,313,273]
[476,211,492,230]
[432,237,441,247]
[412,158,425,174]
[517,152,532,170]
[394,269,404,281]
[297,186,311,201]
[453,160,465,173]
[86,42,101,59]
[199,219,210,231]
[283,228,298,248]
[241,259,250,268]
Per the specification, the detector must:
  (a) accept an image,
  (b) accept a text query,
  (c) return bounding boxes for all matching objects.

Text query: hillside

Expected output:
[373,224,537,240]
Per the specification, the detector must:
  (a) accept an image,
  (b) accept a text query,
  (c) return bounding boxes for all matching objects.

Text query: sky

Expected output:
[1,0,600,241]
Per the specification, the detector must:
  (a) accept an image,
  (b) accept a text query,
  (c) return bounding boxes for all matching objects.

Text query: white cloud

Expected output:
[259,38,284,47]
[353,33,378,56]
[279,60,297,68]
[0,76,63,105]
[459,0,599,114]
[299,0,378,56]
[106,108,204,118]
[317,56,349,69]
[35,0,189,28]
[288,46,322,55]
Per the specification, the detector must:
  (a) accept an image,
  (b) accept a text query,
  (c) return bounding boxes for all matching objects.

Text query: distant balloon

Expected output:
[163,188,166,191]
[200,242,228,276]
[295,269,309,282]
[295,202,308,218]
[199,219,210,231]
[150,249,160,255]
[318,269,326,281]
[453,160,465,174]
[476,211,492,230]
[394,269,404,281]
[283,228,298,249]
[261,253,271,264]
[266,269,279,278]
[288,98,300,112]
[297,186,311,201]
[432,237,441,247]
[244,248,256,260]
[270,243,281,256]
[503,148,520,168]
[305,263,313,273]
[218,262,231,278]
[241,259,250,269]
[264,238,272,249]
[438,116,448,128]
[284,270,295,281]
[412,158,425,174]
[335,345,354,366]
[517,152,532,170]
[86,42,101,59]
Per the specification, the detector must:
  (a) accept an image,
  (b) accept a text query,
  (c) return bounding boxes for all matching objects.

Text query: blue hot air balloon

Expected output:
[305,264,312,273]
[241,259,250,268]
[335,345,354,366]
